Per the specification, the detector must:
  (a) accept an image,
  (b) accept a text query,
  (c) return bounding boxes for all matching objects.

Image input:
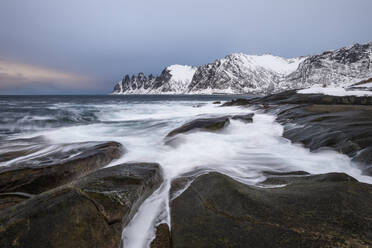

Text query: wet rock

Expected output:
[231,113,254,123]
[225,90,372,175]
[256,90,372,106]
[0,141,124,194]
[171,172,372,248]
[0,163,162,248]
[352,147,372,175]
[212,101,221,104]
[170,168,211,200]
[150,223,171,248]
[221,98,252,106]
[0,192,33,211]
[275,104,372,175]
[166,117,230,138]
[192,103,206,108]
[262,170,310,177]
[0,136,48,163]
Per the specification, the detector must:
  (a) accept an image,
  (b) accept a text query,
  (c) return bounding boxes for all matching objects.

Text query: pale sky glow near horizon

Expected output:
[0,0,372,94]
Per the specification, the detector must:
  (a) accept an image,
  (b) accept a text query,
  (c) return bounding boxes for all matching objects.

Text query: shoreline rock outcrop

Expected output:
[171,172,372,248]
[0,163,162,248]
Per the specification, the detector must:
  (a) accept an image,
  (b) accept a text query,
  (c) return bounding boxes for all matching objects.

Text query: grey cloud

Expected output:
[0,0,372,94]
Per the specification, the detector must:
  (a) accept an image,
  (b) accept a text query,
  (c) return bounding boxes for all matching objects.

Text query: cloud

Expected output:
[0,60,93,90]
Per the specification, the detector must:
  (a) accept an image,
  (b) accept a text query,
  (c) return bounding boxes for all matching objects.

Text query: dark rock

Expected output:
[352,147,372,175]
[256,90,372,106]
[212,101,221,104]
[192,103,206,108]
[0,163,162,248]
[0,136,48,163]
[0,192,33,211]
[0,141,124,194]
[276,104,372,175]
[171,172,372,248]
[166,117,230,138]
[150,223,171,248]
[262,170,310,177]
[353,147,372,164]
[232,90,372,175]
[170,168,211,200]
[231,113,254,123]
[221,98,252,106]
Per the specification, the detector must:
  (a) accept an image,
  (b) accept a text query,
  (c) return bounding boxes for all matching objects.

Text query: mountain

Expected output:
[284,43,372,89]
[113,42,372,95]
[113,65,197,94]
[188,54,305,94]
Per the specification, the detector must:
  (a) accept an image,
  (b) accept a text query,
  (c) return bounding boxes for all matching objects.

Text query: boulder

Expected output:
[171,172,372,248]
[0,141,124,194]
[0,163,162,248]
[221,98,252,106]
[231,113,254,123]
[166,117,230,138]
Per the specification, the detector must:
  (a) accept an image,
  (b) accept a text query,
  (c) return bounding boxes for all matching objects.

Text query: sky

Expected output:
[0,0,372,94]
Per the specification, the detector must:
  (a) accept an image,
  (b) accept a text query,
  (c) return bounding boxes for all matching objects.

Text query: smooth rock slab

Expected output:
[171,172,372,248]
[166,116,230,138]
[0,163,162,248]
[0,141,124,194]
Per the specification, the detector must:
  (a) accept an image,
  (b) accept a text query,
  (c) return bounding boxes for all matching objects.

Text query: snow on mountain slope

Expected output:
[284,43,372,90]
[113,42,372,95]
[113,65,196,94]
[187,53,305,94]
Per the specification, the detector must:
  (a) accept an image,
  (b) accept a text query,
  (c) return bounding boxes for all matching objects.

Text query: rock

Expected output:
[353,147,372,164]
[352,147,372,175]
[0,141,124,194]
[166,117,230,138]
[227,90,372,175]
[171,172,372,248]
[231,113,254,123]
[0,192,33,211]
[275,104,372,175]
[0,136,48,163]
[212,101,221,104]
[170,168,210,200]
[192,103,206,108]
[150,223,171,248]
[221,98,252,106]
[0,163,162,248]
[262,170,310,177]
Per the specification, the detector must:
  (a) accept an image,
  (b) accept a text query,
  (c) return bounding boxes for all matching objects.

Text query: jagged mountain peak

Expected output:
[113,41,372,95]
[113,64,197,94]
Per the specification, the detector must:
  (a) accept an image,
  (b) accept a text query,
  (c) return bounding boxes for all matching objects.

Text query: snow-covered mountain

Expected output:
[113,42,372,95]
[284,43,372,89]
[188,54,305,94]
[113,65,197,94]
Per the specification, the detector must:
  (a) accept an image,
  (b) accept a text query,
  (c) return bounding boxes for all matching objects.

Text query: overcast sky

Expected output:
[1,0,372,94]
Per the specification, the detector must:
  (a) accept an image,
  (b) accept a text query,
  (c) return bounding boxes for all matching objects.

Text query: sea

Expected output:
[0,94,371,247]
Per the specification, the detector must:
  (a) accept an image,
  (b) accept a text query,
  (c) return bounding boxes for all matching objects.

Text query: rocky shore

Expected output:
[1,90,372,248]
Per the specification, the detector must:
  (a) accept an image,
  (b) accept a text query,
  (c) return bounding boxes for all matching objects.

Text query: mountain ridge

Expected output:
[113,42,372,95]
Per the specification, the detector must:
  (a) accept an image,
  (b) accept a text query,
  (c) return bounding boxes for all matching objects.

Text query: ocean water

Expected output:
[0,95,371,248]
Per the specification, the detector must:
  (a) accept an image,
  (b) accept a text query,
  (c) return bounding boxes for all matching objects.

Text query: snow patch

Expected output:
[167,65,197,83]
[227,53,305,75]
[298,86,372,97]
